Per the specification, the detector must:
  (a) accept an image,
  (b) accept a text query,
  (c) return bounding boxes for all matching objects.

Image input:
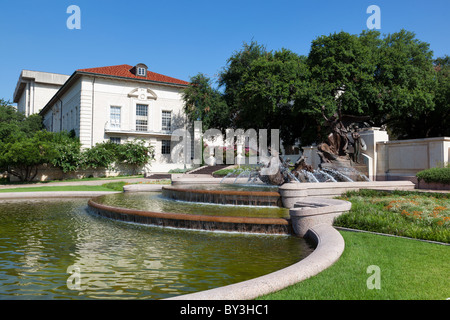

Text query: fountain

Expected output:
[84,107,415,299]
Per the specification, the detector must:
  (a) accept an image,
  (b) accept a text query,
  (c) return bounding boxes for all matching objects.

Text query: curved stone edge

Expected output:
[279,180,415,208]
[123,184,165,192]
[165,223,345,300]
[87,197,291,234]
[289,198,352,237]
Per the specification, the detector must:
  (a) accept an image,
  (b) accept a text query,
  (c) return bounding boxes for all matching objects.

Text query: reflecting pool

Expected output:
[0,198,313,300]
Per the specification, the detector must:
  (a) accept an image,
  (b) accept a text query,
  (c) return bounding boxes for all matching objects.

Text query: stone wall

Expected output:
[376,137,450,181]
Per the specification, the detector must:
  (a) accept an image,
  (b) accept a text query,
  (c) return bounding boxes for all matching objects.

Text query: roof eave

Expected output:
[39,72,80,116]
[39,71,189,116]
[76,71,189,88]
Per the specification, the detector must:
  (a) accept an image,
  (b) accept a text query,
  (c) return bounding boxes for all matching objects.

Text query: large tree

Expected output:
[184,30,445,148]
[219,41,309,144]
[372,29,436,138]
[299,29,437,142]
[392,55,450,138]
[182,73,231,131]
[0,99,43,143]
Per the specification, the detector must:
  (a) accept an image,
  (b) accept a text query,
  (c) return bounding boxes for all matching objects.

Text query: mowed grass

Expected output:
[260,230,449,300]
[0,185,117,192]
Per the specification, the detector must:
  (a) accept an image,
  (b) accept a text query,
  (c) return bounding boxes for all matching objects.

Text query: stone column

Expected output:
[359,128,389,181]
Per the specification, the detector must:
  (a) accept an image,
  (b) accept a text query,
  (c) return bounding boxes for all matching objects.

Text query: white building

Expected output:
[24,63,190,173]
[13,70,70,116]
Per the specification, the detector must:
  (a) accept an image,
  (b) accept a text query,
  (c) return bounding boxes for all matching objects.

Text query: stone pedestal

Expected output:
[359,127,389,180]
[302,146,321,170]
[289,198,352,237]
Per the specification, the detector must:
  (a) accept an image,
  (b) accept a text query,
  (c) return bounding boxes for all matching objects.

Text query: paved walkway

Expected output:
[0,177,171,199]
[0,177,150,190]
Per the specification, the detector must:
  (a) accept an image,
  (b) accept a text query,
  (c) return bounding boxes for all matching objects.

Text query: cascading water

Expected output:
[315,169,338,182]
[280,164,301,183]
[321,167,353,182]
[218,155,369,185]
[301,170,320,183]
[220,171,235,184]
[234,169,251,184]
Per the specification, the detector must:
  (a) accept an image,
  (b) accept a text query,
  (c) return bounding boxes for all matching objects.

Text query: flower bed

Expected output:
[335,190,450,243]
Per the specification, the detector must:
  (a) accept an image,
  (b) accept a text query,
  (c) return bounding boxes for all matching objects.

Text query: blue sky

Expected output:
[1,0,449,103]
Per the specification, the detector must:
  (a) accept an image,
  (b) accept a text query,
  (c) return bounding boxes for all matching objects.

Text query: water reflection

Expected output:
[0,199,313,300]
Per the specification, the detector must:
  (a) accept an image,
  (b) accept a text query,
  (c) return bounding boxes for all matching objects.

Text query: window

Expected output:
[110,106,121,129]
[162,111,172,131]
[110,137,121,144]
[137,67,146,77]
[136,104,148,131]
[161,140,171,154]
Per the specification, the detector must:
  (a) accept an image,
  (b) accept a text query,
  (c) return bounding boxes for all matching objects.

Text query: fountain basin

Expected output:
[279,180,416,208]
[289,198,352,237]
[162,184,282,207]
[88,196,290,234]
[168,223,345,300]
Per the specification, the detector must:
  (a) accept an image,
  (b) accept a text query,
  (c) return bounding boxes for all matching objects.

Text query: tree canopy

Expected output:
[182,73,231,131]
[182,29,447,145]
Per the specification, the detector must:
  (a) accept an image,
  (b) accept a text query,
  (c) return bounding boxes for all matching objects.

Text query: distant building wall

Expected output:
[13,70,70,116]
[376,137,450,181]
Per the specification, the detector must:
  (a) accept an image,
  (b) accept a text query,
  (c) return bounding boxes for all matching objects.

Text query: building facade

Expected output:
[35,63,190,172]
[13,70,70,116]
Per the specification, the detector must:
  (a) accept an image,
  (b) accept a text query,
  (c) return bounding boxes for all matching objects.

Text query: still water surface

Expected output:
[0,198,313,300]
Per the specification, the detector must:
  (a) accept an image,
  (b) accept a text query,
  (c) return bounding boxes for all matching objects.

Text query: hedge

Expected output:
[416,167,450,185]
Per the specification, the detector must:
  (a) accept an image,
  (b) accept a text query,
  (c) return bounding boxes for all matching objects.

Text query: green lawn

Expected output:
[0,180,169,193]
[260,230,449,300]
[0,185,116,192]
[0,175,144,185]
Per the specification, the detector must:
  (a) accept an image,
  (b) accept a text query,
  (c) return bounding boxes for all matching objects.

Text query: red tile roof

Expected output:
[77,64,189,86]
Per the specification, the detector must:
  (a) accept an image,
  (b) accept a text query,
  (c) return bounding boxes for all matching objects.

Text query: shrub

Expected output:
[79,139,155,173]
[0,131,58,182]
[82,141,118,169]
[416,167,450,185]
[116,139,155,168]
[50,131,83,173]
